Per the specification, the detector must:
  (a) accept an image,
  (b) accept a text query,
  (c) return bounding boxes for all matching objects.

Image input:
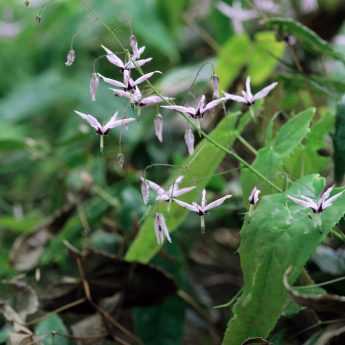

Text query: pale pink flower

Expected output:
[141,176,195,202]
[101,44,152,71]
[224,77,278,105]
[248,186,261,205]
[98,70,161,91]
[288,186,344,213]
[161,94,224,119]
[111,86,173,108]
[174,189,232,233]
[74,111,136,152]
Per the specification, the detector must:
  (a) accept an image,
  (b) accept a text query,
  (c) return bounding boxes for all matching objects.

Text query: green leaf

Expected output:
[248,31,285,85]
[241,108,315,201]
[216,34,251,91]
[266,17,345,64]
[125,106,259,263]
[222,174,345,345]
[287,112,333,179]
[333,97,345,184]
[35,314,70,345]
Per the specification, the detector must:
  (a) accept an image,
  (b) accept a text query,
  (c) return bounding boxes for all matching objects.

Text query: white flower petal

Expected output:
[204,194,232,211]
[74,110,102,131]
[253,82,278,101]
[101,45,124,69]
[174,199,199,213]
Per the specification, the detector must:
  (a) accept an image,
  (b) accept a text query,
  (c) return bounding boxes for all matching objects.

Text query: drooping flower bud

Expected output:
[154,213,171,245]
[140,177,150,205]
[248,186,261,205]
[154,114,163,143]
[212,74,220,99]
[65,49,76,66]
[89,72,99,102]
[184,128,195,156]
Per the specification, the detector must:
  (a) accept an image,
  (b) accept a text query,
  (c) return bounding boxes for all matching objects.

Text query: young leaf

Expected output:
[222,174,345,345]
[241,108,315,202]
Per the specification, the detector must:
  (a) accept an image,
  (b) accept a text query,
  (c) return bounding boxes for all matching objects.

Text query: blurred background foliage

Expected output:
[2,0,345,344]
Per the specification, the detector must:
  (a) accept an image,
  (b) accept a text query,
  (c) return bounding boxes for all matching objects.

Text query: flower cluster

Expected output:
[69,32,343,247]
[140,176,234,244]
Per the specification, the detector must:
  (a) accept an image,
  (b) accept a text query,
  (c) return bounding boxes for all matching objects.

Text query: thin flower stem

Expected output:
[237,135,257,155]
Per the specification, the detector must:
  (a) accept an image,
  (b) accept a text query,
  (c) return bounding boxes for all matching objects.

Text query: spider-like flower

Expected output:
[288,186,344,213]
[98,70,161,91]
[174,189,232,233]
[224,77,278,105]
[101,44,151,71]
[111,86,173,108]
[74,110,136,152]
[248,186,261,205]
[216,1,257,33]
[161,94,225,119]
[154,213,171,245]
[141,176,195,202]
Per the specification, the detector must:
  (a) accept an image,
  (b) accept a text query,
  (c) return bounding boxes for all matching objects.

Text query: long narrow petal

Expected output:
[145,179,166,196]
[161,105,196,116]
[287,195,317,209]
[223,92,247,103]
[245,76,253,98]
[98,73,126,88]
[196,95,206,113]
[201,189,207,208]
[172,186,196,198]
[74,110,101,131]
[322,190,345,209]
[319,185,334,204]
[134,71,161,86]
[104,116,136,131]
[254,82,278,101]
[202,98,225,113]
[139,95,164,107]
[174,199,199,213]
[126,57,152,69]
[110,88,133,99]
[205,194,232,211]
[101,45,124,68]
[130,34,140,59]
